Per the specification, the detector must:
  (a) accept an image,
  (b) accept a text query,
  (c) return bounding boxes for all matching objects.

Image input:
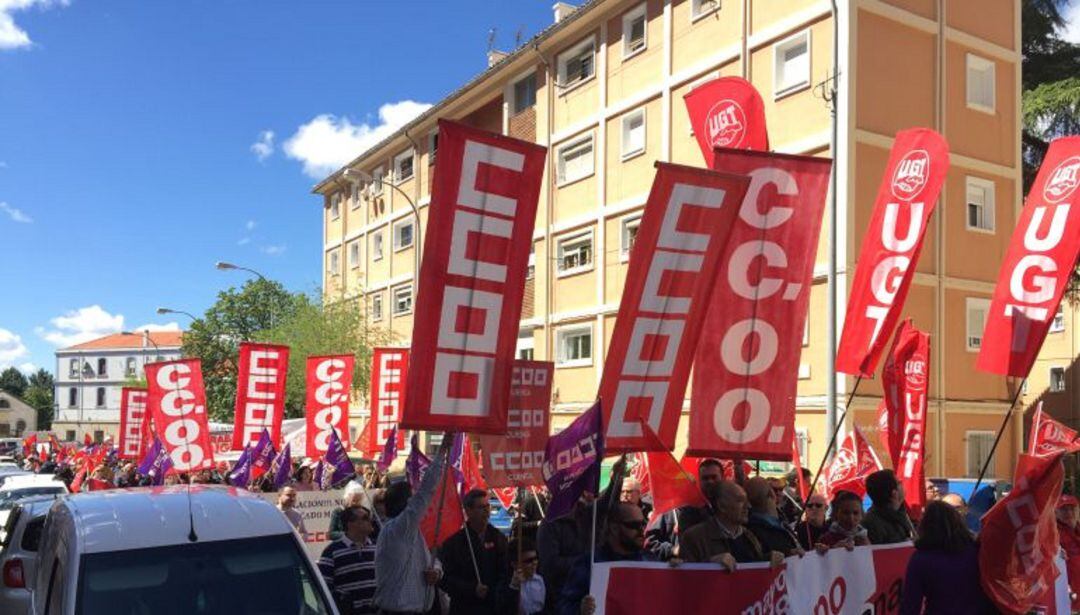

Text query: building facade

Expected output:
[314,0,1022,478]
[1026,300,1080,434]
[0,391,38,438]
[52,331,183,443]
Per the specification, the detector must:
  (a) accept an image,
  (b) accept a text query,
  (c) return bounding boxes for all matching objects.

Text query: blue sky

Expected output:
[0,0,553,375]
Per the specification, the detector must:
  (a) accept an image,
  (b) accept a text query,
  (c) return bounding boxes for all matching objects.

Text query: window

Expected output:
[393,150,414,182]
[125,357,136,378]
[803,318,810,347]
[328,249,341,276]
[513,74,537,114]
[14,420,25,436]
[622,4,647,57]
[966,53,996,113]
[966,431,995,478]
[558,39,595,88]
[373,231,385,260]
[68,388,77,408]
[350,181,361,209]
[428,132,438,164]
[526,244,536,280]
[557,324,593,366]
[692,0,720,19]
[1051,367,1067,393]
[392,285,413,316]
[94,430,104,443]
[621,109,646,160]
[97,358,107,377]
[966,297,990,351]
[348,241,360,268]
[371,166,384,196]
[517,332,535,361]
[1052,308,1066,333]
[0,399,8,409]
[393,219,415,250]
[620,214,641,261]
[69,358,78,378]
[372,294,384,321]
[795,428,809,466]
[798,364,811,379]
[329,193,341,220]
[773,30,810,98]
[519,348,535,361]
[95,387,106,408]
[556,135,594,185]
[557,231,594,275]
[966,177,996,232]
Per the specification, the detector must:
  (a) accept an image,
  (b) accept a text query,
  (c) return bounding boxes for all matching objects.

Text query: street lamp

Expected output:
[215,261,275,328]
[156,307,198,321]
[342,169,422,294]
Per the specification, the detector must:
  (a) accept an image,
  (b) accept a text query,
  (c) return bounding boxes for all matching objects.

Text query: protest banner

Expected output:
[689,149,831,460]
[231,342,290,450]
[118,387,148,460]
[305,354,355,459]
[261,488,343,560]
[683,76,769,166]
[599,163,750,451]
[477,360,552,487]
[543,401,603,520]
[403,119,546,434]
[836,129,949,376]
[978,136,1080,376]
[881,320,930,513]
[368,348,408,458]
[145,359,215,472]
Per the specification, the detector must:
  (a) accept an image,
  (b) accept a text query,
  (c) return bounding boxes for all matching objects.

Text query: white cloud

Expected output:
[250,130,274,162]
[284,100,432,179]
[260,244,286,256]
[0,328,28,366]
[245,219,256,231]
[37,305,124,347]
[1062,3,1080,44]
[130,322,181,333]
[0,201,31,223]
[237,237,251,246]
[0,161,7,168]
[0,0,70,51]
[17,362,36,374]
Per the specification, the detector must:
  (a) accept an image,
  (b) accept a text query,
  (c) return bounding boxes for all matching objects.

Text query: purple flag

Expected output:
[324,429,354,487]
[250,429,276,481]
[228,445,253,486]
[405,433,430,491]
[542,400,604,520]
[269,442,292,490]
[137,437,173,486]
[376,426,398,472]
[137,438,161,475]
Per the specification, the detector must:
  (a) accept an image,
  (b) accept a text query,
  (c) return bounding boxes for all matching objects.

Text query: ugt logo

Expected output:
[890,150,930,200]
[705,99,746,148]
[1043,156,1080,204]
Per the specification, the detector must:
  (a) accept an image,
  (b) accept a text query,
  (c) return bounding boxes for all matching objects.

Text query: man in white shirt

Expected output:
[278,486,308,539]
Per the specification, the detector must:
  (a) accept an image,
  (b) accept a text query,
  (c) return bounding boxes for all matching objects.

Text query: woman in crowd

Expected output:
[293,463,316,491]
[794,492,829,550]
[899,500,996,614]
[815,490,870,551]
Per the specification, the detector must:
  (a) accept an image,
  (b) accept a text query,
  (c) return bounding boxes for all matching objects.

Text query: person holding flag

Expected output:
[438,488,510,615]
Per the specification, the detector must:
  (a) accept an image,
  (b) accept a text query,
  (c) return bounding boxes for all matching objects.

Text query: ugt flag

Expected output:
[542,401,604,520]
[823,425,882,499]
[682,76,769,166]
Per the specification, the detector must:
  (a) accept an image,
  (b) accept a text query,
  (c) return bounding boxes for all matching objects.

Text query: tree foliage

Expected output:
[0,368,28,398]
[23,369,54,430]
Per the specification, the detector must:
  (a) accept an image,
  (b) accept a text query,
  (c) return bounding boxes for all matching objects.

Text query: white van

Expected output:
[32,486,337,614]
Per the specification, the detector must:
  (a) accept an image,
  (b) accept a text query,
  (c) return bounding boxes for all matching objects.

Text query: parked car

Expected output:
[0,467,30,487]
[0,495,62,613]
[32,486,337,614]
[0,475,68,532]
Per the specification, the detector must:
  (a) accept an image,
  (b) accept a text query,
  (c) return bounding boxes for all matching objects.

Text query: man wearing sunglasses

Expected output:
[795,493,829,550]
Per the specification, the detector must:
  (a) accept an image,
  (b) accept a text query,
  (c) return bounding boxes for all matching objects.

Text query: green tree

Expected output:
[23,369,55,430]
[181,278,299,423]
[1022,0,1080,298]
[0,367,28,398]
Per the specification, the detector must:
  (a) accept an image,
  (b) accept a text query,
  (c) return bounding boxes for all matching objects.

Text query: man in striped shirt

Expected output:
[318,505,378,614]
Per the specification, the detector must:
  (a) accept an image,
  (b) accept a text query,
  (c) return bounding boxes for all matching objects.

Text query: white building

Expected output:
[0,391,37,438]
[52,331,183,443]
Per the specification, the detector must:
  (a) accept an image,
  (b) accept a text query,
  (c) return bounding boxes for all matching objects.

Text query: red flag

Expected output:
[352,418,371,453]
[601,163,751,452]
[1030,403,1080,457]
[978,137,1080,376]
[368,348,408,458]
[823,426,882,499]
[682,76,769,166]
[305,354,356,460]
[477,361,552,488]
[145,359,215,473]
[630,453,651,500]
[88,478,113,491]
[690,150,831,460]
[836,129,949,376]
[70,468,87,494]
[493,486,516,512]
[22,433,37,458]
[881,320,930,513]
[876,400,893,459]
[403,120,547,434]
[118,388,149,460]
[980,453,1064,613]
[231,342,290,450]
[792,438,808,501]
[459,435,487,493]
[420,463,466,548]
[643,430,707,522]
[83,433,92,448]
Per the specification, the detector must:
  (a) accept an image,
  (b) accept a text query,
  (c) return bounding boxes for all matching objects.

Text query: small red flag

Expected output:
[643,431,707,523]
[420,464,465,548]
[823,426,882,498]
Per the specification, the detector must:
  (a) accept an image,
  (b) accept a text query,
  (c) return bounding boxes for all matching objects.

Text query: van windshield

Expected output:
[76,533,332,615]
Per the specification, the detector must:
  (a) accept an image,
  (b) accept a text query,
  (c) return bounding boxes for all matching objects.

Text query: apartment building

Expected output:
[1026,300,1080,434]
[52,331,183,443]
[314,0,1022,478]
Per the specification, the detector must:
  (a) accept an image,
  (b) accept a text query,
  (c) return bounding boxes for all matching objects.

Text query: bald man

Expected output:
[620,477,653,520]
[745,477,803,557]
[679,480,784,570]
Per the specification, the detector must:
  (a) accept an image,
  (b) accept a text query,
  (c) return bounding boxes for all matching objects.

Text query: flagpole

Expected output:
[806,374,864,499]
[971,378,1027,497]
[529,485,546,519]
[431,436,453,556]
[455,485,483,587]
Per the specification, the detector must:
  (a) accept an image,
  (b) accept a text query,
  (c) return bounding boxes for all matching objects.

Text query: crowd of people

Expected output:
[13,438,1080,615]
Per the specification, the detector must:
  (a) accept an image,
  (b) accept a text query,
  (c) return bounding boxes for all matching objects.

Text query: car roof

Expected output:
[56,486,294,554]
[12,495,59,516]
[0,475,64,490]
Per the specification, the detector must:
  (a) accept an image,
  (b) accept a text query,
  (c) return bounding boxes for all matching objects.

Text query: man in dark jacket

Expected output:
[440,488,510,615]
[745,477,802,556]
[643,458,722,560]
[862,469,915,544]
[679,480,784,570]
